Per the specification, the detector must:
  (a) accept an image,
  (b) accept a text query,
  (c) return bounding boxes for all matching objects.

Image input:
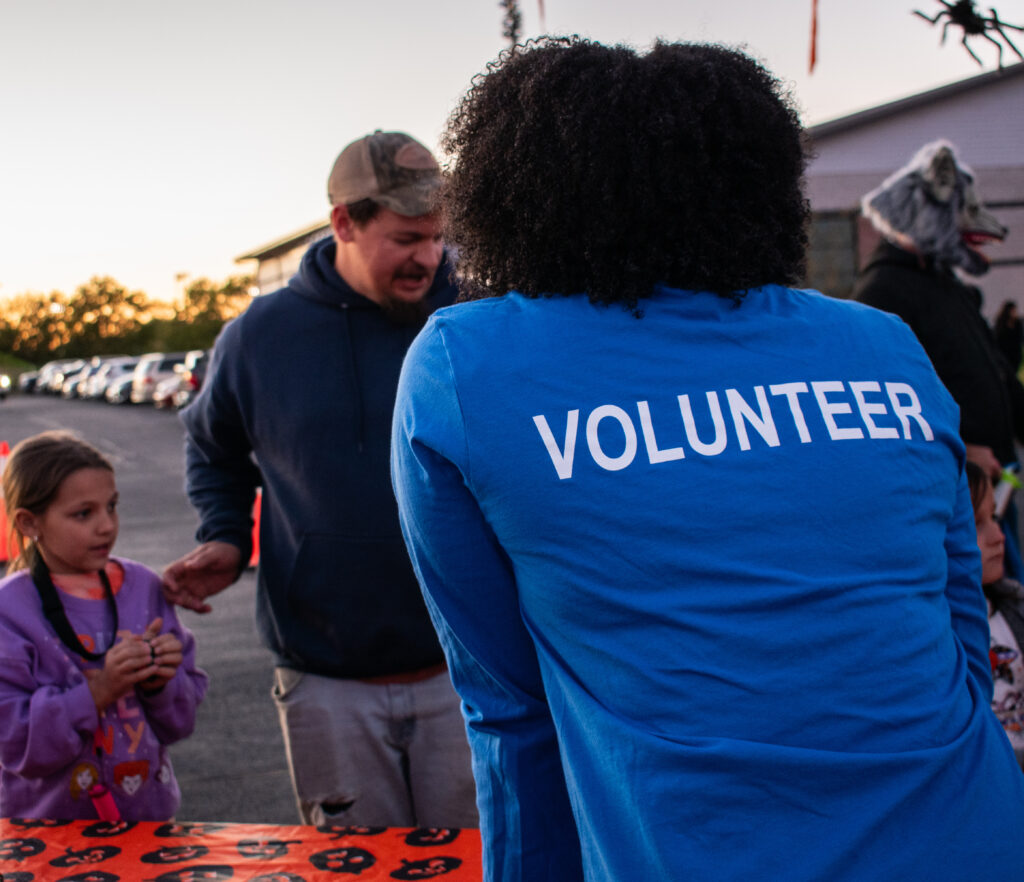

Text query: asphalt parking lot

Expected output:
[1,394,297,823]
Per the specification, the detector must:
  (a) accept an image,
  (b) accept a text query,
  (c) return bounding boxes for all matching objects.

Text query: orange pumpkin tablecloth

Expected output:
[0,817,482,880]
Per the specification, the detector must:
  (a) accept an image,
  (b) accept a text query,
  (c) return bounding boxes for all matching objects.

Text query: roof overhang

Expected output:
[235,220,332,263]
[808,61,1024,141]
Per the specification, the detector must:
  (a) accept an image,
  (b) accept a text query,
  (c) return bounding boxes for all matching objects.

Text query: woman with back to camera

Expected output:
[391,38,1024,881]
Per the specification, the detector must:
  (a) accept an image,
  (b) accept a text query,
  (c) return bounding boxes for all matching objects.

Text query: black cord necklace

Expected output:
[31,557,118,661]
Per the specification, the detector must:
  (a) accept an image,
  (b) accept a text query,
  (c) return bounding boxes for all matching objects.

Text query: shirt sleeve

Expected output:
[945,465,994,700]
[0,650,98,779]
[181,317,261,559]
[882,313,994,700]
[391,322,584,882]
[139,587,209,745]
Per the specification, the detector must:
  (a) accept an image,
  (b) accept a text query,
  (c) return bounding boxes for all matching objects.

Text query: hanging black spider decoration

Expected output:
[499,0,522,47]
[913,1,1024,67]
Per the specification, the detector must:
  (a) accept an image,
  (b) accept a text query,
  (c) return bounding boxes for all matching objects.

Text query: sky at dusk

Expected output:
[1,0,1015,304]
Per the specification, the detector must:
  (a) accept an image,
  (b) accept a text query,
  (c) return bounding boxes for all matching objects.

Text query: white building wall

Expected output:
[808,69,1024,176]
[250,229,332,296]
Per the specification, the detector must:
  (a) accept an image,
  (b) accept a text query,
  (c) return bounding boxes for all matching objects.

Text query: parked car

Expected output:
[85,357,139,400]
[130,352,187,404]
[17,371,40,394]
[62,363,99,399]
[105,372,137,405]
[35,359,77,394]
[61,355,130,399]
[153,373,182,409]
[0,373,9,400]
[45,359,86,394]
[172,349,210,409]
[61,372,87,398]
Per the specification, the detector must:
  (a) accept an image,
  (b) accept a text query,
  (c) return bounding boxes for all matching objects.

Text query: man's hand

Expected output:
[965,443,1003,482]
[162,541,243,613]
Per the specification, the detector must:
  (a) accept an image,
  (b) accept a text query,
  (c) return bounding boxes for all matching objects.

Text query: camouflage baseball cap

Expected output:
[327,131,442,217]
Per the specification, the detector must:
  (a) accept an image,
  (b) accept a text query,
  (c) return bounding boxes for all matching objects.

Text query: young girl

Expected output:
[966,460,1024,769]
[0,431,208,820]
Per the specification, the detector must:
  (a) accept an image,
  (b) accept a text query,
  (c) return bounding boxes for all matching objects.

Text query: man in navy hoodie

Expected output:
[162,131,477,828]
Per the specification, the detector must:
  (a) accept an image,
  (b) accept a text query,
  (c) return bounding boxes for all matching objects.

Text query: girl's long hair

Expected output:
[3,431,113,572]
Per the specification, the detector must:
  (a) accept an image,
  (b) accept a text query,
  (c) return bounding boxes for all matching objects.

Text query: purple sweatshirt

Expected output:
[0,558,208,820]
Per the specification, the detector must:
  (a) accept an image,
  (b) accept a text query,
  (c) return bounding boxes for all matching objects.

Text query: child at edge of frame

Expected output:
[0,430,208,820]
[966,459,1024,770]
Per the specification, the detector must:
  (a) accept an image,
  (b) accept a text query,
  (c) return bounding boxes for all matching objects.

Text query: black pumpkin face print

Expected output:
[404,828,460,847]
[309,846,377,874]
[236,839,301,860]
[55,872,121,882]
[145,867,235,882]
[248,875,309,882]
[9,817,73,829]
[153,823,229,838]
[315,825,386,839]
[0,837,46,860]
[80,821,137,838]
[140,844,211,863]
[389,856,463,879]
[49,845,120,868]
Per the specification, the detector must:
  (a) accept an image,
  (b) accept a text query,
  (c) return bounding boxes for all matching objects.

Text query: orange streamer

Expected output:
[809,0,819,73]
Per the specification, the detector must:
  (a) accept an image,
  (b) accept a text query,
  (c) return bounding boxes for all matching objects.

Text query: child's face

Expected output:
[29,467,119,575]
[974,481,1005,586]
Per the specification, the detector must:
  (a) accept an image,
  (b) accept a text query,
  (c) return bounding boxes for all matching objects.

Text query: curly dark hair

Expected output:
[441,37,810,309]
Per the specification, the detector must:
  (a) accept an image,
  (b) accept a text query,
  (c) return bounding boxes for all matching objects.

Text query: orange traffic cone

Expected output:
[0,441,14,566]
[248,488,262,569]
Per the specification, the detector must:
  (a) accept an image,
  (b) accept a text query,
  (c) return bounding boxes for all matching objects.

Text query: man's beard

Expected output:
[379,293,431,326]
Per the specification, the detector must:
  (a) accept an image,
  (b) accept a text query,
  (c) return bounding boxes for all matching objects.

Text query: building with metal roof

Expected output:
[235,220,331,297]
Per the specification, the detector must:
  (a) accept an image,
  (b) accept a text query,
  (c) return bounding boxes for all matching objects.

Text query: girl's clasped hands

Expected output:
[84,617,184,711]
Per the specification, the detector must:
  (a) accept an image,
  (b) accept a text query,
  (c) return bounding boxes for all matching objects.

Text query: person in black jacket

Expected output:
[853,140,1024,576]
[995,300,1024,374]
[852,140,1019,479]
[161,132,477,828]
[853,240,1021,471]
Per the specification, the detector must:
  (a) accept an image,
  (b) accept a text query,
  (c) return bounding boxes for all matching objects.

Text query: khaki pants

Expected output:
[272,666,478,828]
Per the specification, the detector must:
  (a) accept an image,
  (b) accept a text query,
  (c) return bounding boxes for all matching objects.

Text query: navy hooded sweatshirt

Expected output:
[181,234,458,678]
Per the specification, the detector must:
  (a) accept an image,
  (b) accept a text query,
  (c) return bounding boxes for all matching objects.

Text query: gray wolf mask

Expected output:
[862,140,1006,275]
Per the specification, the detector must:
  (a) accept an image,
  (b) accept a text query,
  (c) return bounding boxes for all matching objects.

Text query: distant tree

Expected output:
[63,276,150,355]
[0,279,157,362]
[0,273,252,363]
[169,274,252,350]
[180,274,252,324]
[2,291,72,362]
[0,316,16,355]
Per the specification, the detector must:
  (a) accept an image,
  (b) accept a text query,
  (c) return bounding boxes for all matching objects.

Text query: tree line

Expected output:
[0,275,252,365]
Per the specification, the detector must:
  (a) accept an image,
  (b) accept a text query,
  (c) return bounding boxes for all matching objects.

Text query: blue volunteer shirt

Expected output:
[392,285,1024,881]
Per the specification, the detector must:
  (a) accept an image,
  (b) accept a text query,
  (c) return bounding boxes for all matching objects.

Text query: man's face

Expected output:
[334,206,443,311]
